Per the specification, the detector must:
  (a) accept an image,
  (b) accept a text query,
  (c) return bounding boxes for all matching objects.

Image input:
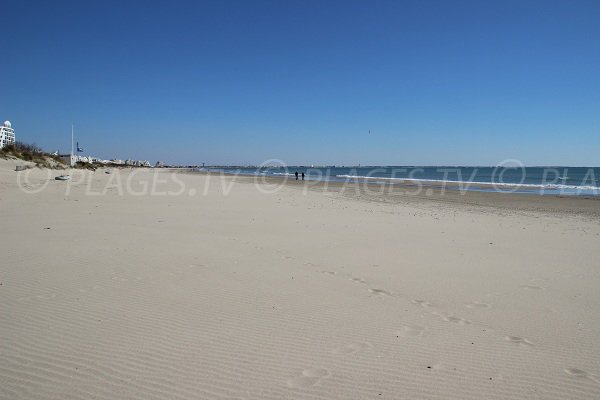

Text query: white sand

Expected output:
[1,159,599,399]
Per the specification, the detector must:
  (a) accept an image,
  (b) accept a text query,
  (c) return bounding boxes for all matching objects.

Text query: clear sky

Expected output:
[1,0,599,166]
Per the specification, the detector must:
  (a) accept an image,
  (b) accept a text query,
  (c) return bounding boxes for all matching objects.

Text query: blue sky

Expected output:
[1,0,599,166]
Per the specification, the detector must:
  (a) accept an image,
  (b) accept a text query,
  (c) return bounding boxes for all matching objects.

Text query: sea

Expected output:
[203,166,600,196]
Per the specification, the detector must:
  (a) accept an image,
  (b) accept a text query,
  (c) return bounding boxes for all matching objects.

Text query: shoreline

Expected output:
[198,167,600,197]
[189,170,600,220]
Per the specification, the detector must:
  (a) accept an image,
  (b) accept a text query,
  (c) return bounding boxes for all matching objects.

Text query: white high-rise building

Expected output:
[0,120,15,149]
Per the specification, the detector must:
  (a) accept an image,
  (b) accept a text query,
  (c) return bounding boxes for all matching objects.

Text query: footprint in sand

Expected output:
[395,324,426,338]
[320,271,336,276]
[35,293,58,300]
[465,301,491,309]
[445,316,471,325]
[287,368,330,388]
[433,312,471,325]
[412,299,433,308]
[331,342,372,355]
[505,336,534,347]
[368,288,392,296]
[564,368,600,383]
[520,285,545,291]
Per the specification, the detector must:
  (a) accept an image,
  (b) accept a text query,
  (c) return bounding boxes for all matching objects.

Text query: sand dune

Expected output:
[1,160,599,399]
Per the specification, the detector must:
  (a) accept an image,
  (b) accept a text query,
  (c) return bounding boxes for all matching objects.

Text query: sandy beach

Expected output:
[1,159,599,399]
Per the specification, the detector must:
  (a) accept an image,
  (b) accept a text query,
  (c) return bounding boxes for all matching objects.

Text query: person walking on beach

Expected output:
[302,172,305,180]
[295,171,299,180]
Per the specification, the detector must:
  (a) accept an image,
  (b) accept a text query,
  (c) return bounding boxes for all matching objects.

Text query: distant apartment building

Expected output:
[0,120,15,149]
[123,159,151,167]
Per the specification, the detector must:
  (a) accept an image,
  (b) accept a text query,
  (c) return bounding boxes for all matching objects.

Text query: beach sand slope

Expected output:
[1,162,599,399]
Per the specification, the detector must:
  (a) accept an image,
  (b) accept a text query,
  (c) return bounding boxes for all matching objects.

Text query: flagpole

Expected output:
[71,124,74,167]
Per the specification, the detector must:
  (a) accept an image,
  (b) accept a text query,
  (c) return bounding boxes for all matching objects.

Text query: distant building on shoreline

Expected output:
[57,154,153,167]
[125,159,151,167]
[0,120,15,149]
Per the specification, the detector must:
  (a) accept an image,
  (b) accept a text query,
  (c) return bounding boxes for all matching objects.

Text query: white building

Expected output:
[0,120,15,149]
[59,154,77,166]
